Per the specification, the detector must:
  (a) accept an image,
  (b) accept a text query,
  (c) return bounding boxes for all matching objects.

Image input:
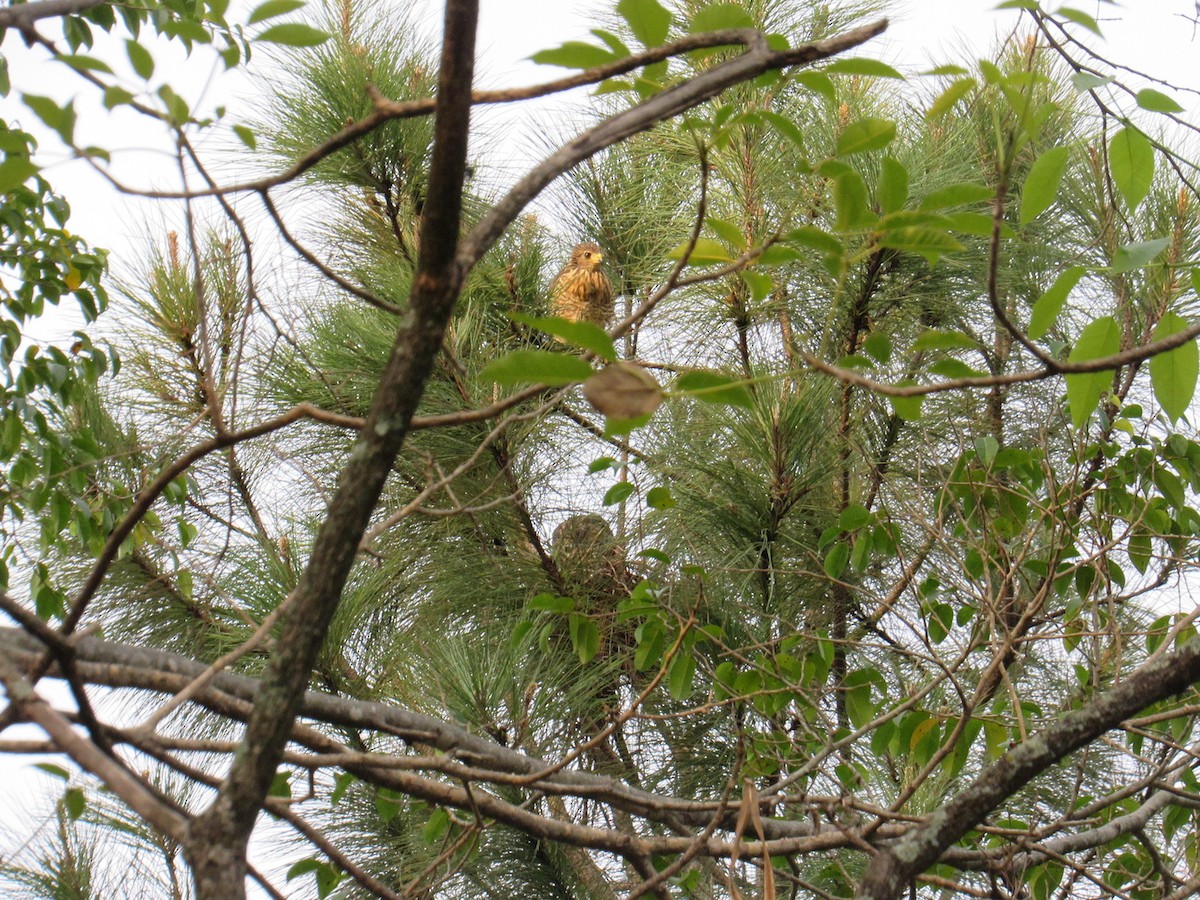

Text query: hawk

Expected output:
[548,242,614,328]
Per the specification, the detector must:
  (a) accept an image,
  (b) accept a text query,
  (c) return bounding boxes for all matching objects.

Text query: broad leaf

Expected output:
[919,182,994,211]
[675,369,753,408]
[531,41,616,68]
[1028,266,1085,339]
[1020,145,1069,224]
[510,313,617,361]
[247,0,306,24]
[1150,311,1198,423]
[668,237,734,264]
[1136,88,1184,114]
[1109,126,1154,211]
[1066,316,1119,428]
[825,58,904,79]
[1111,237,1170,273]
[618,0,672,46]
[927,77,976,119]
[480,350,593,386]
[689,3,754,32]
[837,118,896,157]
[1070,72,1114,92]
[876,226,965,265]
[255,23,330,46]
[877,156,909,214]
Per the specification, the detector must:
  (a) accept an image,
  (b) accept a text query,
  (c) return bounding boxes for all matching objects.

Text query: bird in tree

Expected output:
[548,241,614,329]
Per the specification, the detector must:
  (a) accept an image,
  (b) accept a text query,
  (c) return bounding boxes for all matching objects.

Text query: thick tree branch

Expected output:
[0,0,105,30]
[856,636,1200,898]
[182,2,480,896]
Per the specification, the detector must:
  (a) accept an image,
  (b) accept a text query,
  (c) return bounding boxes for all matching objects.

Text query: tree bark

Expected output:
[183,1,480,895]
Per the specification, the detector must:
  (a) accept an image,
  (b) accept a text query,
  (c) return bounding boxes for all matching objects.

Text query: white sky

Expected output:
[2,0,1200,896]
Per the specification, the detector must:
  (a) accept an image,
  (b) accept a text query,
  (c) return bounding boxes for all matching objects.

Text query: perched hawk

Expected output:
[549,242,614,328]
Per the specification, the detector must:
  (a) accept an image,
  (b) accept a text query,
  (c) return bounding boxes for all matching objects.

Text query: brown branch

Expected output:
[183,3,481,895]
[0,0,106,31]
[0,651,189,842]
[856,635,1200,898]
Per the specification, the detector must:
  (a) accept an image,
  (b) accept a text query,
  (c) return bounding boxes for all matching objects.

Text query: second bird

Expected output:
[549,242,614,329]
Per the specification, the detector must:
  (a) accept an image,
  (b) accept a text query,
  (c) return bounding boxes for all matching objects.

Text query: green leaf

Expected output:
[783,226,843,256]
[834,170,873,230]
[824,58,904,79]
[603,481,635,506]
[635,620,665,670]
[232,124,257,150]
[255,23,330,46]
[666,649,696,699]
[64,787,86,821]
[423,807,450,843]
[591,28,632,58]
[1111,237,1170,273]
[618,0,672,46]
[480,350,592,386]
[689,3,754,32]
[837,117,896,157]
[588,456,618,474]
[1020,145,1069,224]
[35,763,70,780]
[761,110,805,148]
[889,384,924,420]
[1136,88,1184,114]
[646,486,675,509]
[793,71,836,102]
[877,156,908,214]
[103,85,134,109]
[1066,316,1120,428]
[918,182,994,211]
[1150,311,1198,423]
[287,859,321,882]
[927,77,976,119]
[844,672,876,728]
[125,39,154,79]
[330,772,354,804]
[863,331,892,363]
[23,95,76,145]
[269,771,292,798]
[569,614,601,664]
[876,226,965,265]
[667,237,734,264]
[529,593,574,613]
[838,503,871,530]
[0,157,38,192]
[824,542,849,578]
[1056,7,1102,36]
[912,329,977,352]
[247,0,306,25]
[1028,266,1085,339]
[675,369,753,408]
[57,54,113,74]
[756,245,802,265]
[742,270,772,302]
[1109,126,1154,211]
[706,216,746,249]
[510,313,617,361]
[1070,72,1113,92]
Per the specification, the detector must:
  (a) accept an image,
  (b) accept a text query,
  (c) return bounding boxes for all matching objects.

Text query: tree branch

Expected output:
[856,636,1200,898]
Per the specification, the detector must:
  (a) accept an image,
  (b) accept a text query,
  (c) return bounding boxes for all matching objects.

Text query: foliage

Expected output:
[4,0,1200,898]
